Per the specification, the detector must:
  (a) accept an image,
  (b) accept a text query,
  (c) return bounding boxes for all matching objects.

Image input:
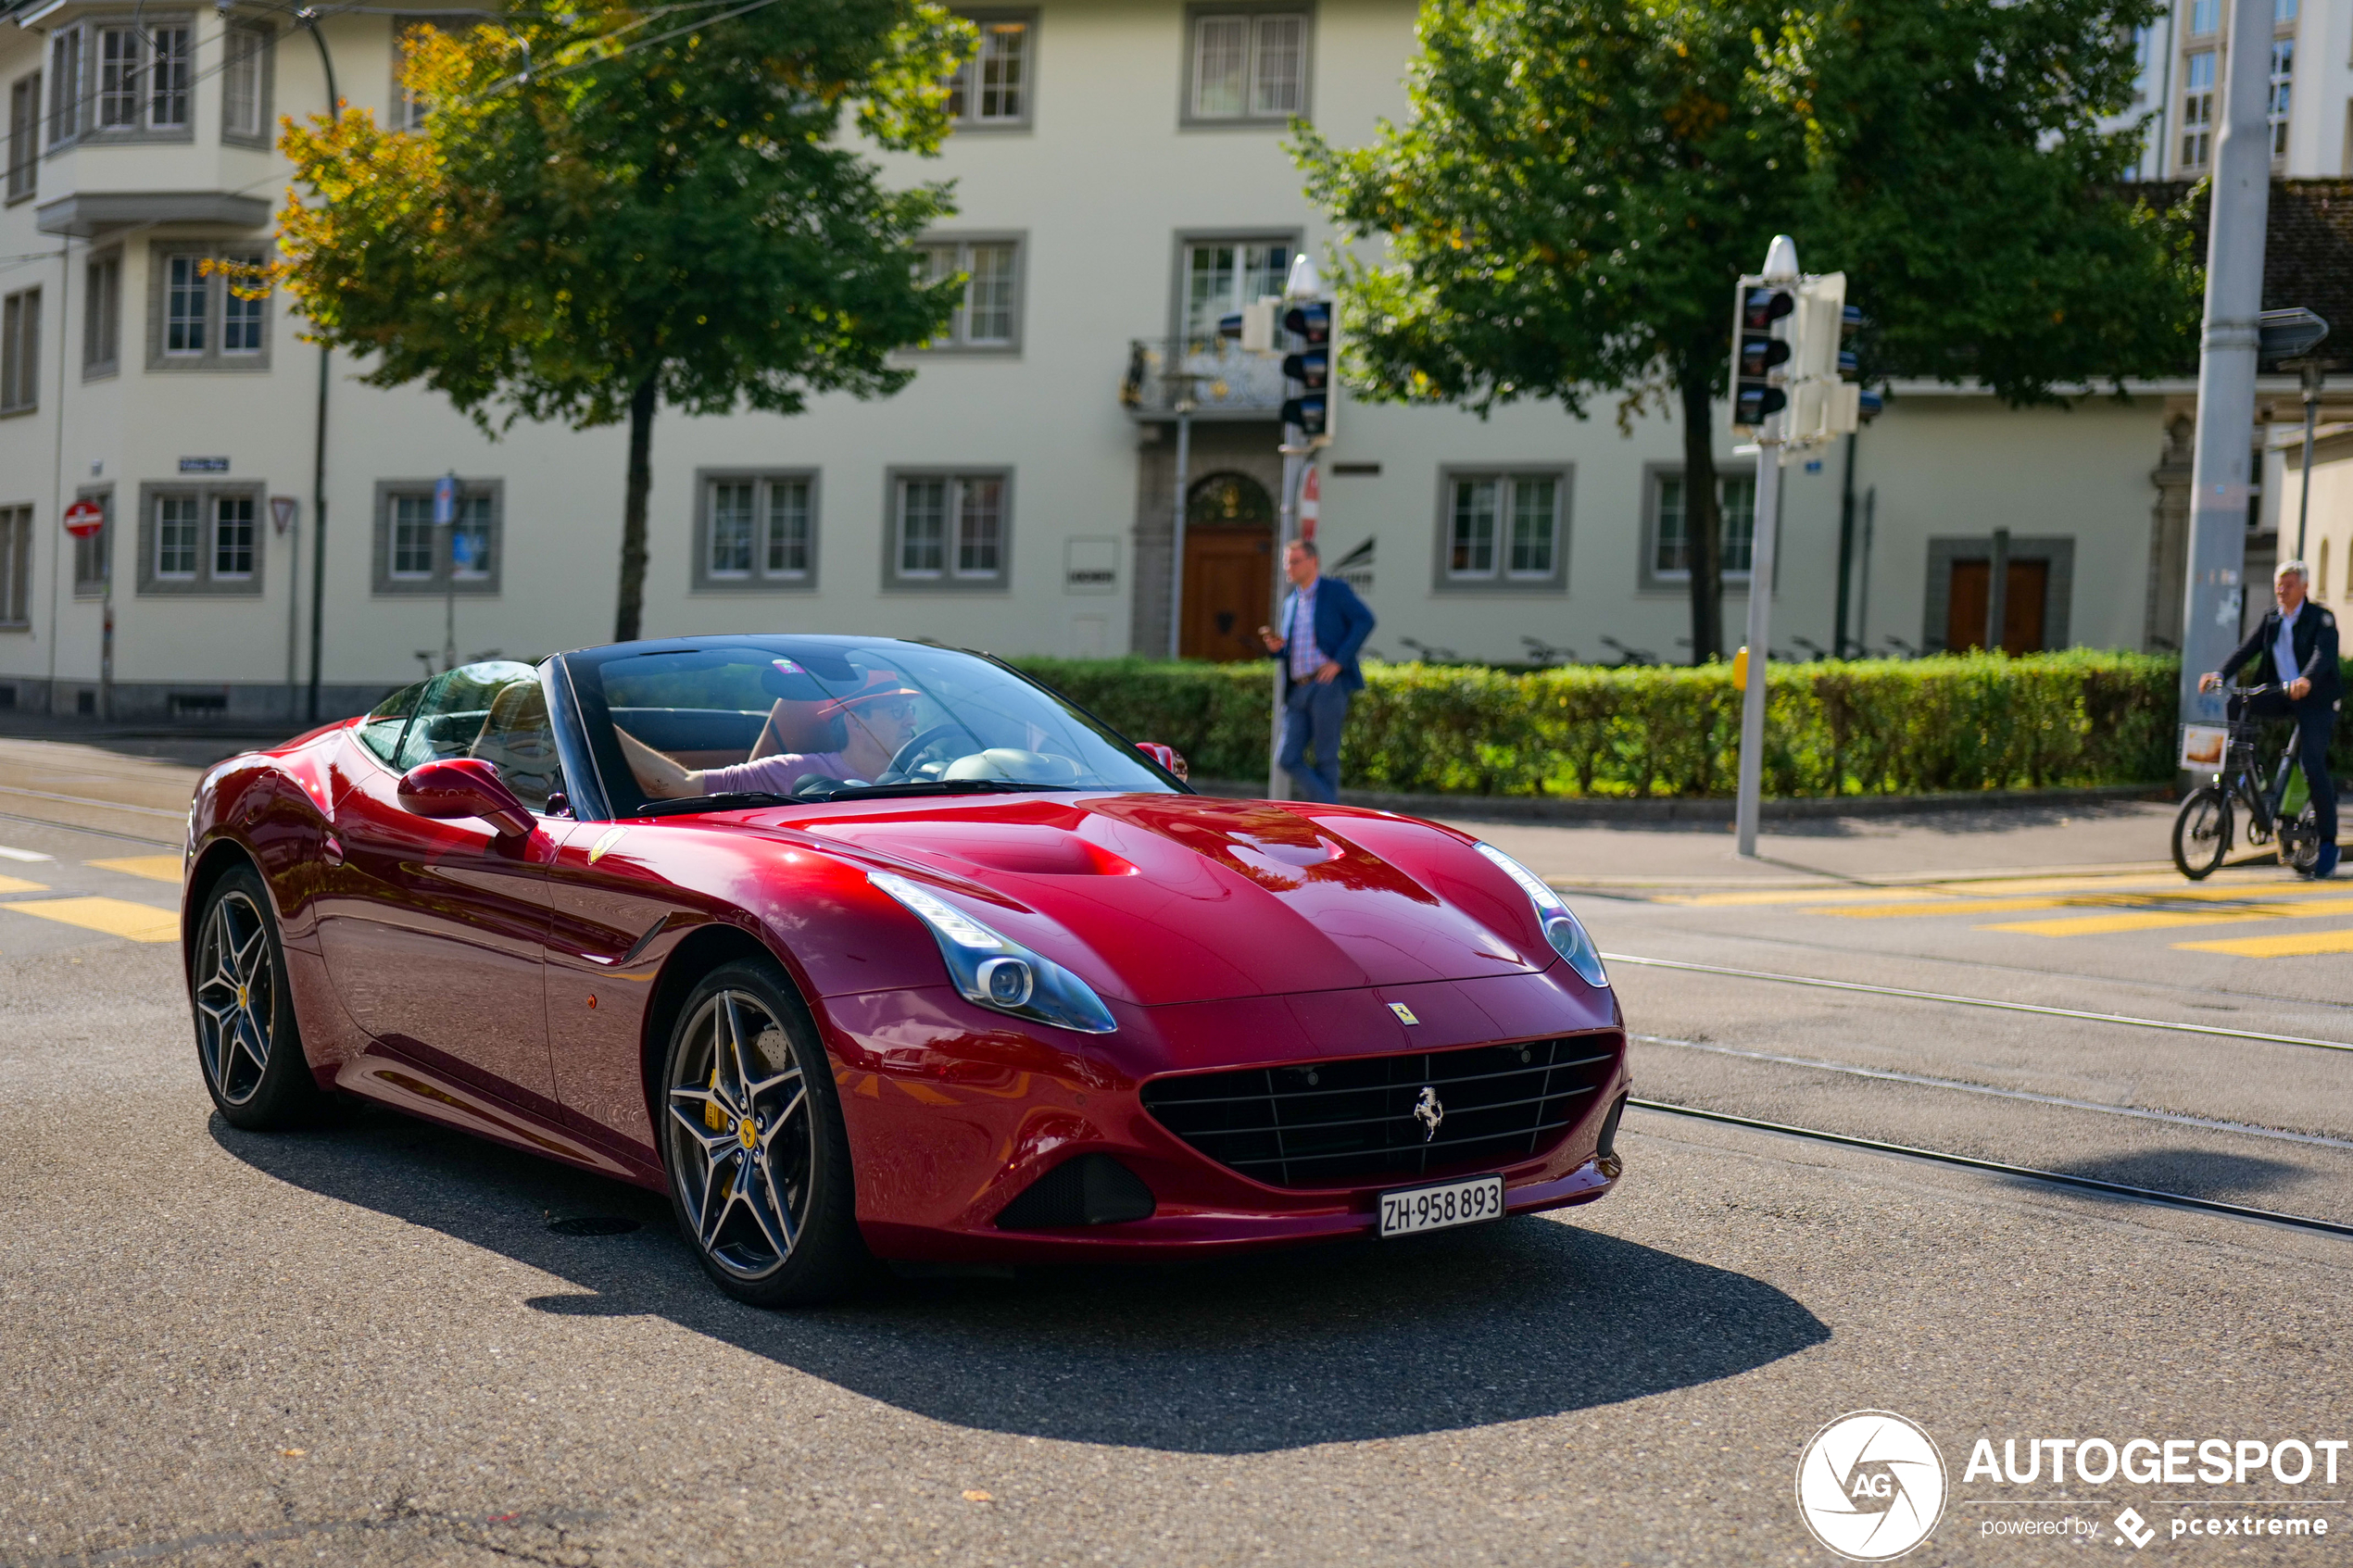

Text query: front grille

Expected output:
[1140,1034,1620,1189]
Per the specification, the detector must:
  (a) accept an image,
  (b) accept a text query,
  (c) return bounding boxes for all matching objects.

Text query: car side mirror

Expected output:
[397,758,535,837]
[1136,742,1189,783]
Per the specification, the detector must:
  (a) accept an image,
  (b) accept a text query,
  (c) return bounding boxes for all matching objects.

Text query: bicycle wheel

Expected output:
[2171,787,2231,880]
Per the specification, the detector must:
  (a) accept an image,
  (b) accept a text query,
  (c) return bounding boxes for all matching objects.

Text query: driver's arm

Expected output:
[614,727,707,799]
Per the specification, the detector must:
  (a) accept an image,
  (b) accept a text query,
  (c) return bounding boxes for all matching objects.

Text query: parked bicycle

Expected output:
[1599,635,1657,667]
[1520,636,1578,666]
[2171,683,2324,880]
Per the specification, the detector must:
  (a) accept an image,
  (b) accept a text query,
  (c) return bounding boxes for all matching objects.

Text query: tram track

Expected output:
[1602,951,2353,1053]
[1626,1098,2353,1241]
[1632,1033,2353,1149]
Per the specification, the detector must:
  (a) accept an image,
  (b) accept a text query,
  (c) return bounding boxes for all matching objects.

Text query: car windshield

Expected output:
[565,636,1183,816]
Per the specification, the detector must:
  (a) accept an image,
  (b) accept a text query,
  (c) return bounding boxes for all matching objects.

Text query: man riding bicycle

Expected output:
[2199,560,2342,879]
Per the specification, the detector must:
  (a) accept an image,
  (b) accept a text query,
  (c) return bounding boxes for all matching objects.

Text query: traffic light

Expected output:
[1732,285,1793,431]
[1280,298,1334,441]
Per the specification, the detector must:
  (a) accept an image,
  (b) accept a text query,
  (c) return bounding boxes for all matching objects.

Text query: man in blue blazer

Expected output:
[2201,559,2342,878]
[1258,538,1376,803]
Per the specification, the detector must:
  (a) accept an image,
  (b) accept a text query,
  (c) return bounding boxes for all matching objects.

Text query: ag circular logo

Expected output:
[1795,1410,1947,1561]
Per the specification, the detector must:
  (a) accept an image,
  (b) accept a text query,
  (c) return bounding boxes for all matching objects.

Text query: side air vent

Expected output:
[993,1154,1157,1230]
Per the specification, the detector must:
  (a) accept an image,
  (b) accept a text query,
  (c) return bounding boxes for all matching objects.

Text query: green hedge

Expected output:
[1016,651,2353,799]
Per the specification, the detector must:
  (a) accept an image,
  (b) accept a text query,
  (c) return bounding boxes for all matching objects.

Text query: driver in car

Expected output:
[617,677,925,800]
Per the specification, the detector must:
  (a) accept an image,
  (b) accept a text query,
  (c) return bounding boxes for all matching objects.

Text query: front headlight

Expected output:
[869,872,1119,1035]
[1473,843,1609,989]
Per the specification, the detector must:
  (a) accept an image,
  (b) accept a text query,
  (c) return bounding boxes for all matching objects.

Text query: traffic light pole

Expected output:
[1734,435,1782,858]
[2176,0,2276,746]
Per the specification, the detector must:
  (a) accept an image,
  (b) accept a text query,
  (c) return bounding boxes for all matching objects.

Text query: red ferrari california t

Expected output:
[182,636,1629,1304]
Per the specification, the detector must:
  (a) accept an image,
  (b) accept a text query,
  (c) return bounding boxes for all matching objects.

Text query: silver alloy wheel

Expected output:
[664,989,816,1281]
[194,889,277,1106]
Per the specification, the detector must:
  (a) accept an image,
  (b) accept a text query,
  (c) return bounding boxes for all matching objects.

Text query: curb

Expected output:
[1188,780,2174,823]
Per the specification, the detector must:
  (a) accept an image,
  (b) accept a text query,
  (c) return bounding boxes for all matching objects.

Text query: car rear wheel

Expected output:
[192,865,326,1129]
[660,960,867,1307]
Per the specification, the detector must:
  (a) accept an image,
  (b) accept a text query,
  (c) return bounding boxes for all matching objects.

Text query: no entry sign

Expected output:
[62,499,105,538]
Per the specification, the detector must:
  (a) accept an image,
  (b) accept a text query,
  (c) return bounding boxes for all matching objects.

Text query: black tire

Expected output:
[2171,787,2231,881]
[191,864,328,1129]
[657,959,869,1307]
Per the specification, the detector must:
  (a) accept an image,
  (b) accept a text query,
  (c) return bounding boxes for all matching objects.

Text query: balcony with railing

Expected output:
[1119,338,1287,420]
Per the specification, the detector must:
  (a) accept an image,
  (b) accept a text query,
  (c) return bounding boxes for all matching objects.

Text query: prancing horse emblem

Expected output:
[1413,1086,1444,1141]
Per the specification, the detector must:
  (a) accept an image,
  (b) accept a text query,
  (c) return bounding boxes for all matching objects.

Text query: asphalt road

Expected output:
[1,739,2347,1566]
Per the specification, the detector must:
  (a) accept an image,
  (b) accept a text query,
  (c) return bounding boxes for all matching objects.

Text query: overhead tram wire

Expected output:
[1601,952,2353,1054]
[1626,1098,2353,1242]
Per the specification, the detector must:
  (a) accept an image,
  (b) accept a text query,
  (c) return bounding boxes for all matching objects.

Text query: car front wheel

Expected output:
[659,960,867,1307]
[192,864,326,1129]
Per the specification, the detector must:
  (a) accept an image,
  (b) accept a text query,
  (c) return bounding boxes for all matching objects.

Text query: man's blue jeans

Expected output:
[1279,680,1351,803]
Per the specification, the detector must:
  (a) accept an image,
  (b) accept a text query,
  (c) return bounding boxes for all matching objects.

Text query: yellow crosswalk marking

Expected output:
[1661,874,2182,907]
[87,855,183,884]
[0,897,180,943]
[0,874,48,896]
[1984,896,2353,938]
[2175,928,2353,958]
[1821,881,2348,921]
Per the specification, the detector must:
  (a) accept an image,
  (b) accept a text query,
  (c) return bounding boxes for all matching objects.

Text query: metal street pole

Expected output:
[1166,373,1198,659]
[1734,441,1782,858]
[299,8,340,725]
[1733,238,1801,859]
[1266,445,1302,799]
[2296,360,2323,561]
[2176,0,2277,743]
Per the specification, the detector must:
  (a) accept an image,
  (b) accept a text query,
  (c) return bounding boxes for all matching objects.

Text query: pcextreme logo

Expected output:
[1795,1411,1949,1561]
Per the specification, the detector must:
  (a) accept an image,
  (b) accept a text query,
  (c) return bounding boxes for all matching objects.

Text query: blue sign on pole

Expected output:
[433,474,459,525]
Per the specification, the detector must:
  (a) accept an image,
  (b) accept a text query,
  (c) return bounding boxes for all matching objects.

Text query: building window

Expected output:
[1436,470,1568,592]
[83,251,120,376]
[78,22,190,135]
[155,494,200,580]
[138,483,263,595]
[2189,0,2219,33]
[1181,237,1290,345]
[371,479,503,595]
[2182,50,2216,168]
[947,13,1033,127]
[694,470,819,591]
[6,73,35,204]
[147,244,271,370]
[47,30,82,144]
[391,19,462,132]
[213,494,256,579]
[2269,39,2293,158]
[0,504,30,627]
[72,491,108,596]
[889,471,1008,589]
[914,236,1023,349]
[0,288,37,416]
[1187,7,1310,124]
[221,25,270,143]
[1646,470,1756,586]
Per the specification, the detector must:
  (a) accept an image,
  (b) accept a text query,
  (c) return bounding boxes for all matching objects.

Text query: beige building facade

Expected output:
[0,0,2332,723]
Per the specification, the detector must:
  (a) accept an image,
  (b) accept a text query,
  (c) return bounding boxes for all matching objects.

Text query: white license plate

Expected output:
[1378,1173,1505,1237]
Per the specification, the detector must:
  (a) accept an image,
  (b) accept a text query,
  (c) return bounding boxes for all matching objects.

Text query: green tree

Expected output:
[1295,0,2196,664]
[279,0,974,642]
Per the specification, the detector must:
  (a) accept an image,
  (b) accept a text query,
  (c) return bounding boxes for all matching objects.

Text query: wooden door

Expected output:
[1946,559,2049,653]
[1182,527,1274,661]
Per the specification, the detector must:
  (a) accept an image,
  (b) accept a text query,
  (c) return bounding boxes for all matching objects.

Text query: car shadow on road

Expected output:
[2027,1148,2321,1203]
[215,1105,1829,1456]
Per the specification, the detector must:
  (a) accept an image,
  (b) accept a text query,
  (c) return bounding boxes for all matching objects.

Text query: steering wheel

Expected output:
[885,722,975,783]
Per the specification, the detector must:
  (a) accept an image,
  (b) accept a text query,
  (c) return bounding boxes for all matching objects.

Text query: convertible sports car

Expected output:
[182,635,1629,1304]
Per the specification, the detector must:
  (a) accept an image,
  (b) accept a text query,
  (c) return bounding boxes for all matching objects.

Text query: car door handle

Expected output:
[321,834,344,867]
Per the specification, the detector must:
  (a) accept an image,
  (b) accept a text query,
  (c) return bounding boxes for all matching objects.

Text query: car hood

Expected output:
[784,793,1548,1007]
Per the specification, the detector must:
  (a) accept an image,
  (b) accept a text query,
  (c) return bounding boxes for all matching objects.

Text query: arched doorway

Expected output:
[1181,471,1275,661]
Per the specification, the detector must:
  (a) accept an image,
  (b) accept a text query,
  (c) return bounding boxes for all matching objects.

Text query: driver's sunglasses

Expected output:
[864,698,918,721]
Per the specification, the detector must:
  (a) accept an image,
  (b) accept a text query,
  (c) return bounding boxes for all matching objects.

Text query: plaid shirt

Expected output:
[1285,580,1325,682]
